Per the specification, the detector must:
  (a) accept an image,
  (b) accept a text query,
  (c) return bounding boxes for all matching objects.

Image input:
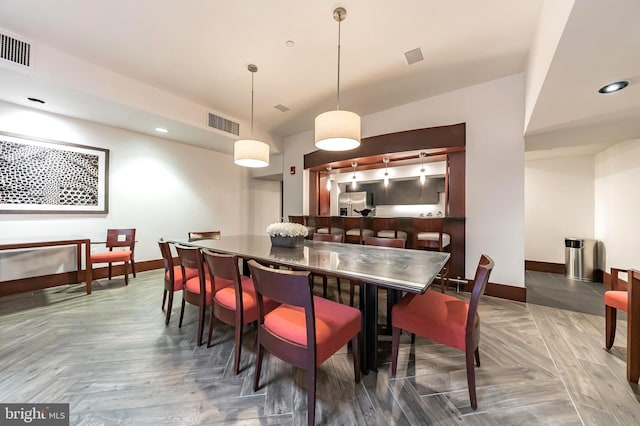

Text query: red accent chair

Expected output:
[175,245,231,346]
[312,232,344,300]
[90,228,136,285]
[391,255,494,410]
[202,250,279,375]
[247,260,361,426]
[158,240,198,325]
[605,268,640,383]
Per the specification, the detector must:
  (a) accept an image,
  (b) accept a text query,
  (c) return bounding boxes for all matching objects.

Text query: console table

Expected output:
[0,237,92,296]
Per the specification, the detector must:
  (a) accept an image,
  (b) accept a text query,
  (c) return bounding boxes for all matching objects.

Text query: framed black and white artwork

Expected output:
[0,132,109,213]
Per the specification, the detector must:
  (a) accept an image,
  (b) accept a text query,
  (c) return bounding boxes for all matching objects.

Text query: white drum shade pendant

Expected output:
[234,139,269,167]
[314,7,361,152]
[234,64,269,168]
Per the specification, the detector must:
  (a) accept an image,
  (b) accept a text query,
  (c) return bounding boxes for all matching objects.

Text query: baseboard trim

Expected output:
[456,279,526,303]
[0,259,164,296]
[525,260,565,274]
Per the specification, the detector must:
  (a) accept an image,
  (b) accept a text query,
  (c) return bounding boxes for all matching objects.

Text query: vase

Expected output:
[270,235,305,248]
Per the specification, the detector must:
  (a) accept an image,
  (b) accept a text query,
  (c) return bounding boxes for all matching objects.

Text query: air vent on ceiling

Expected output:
[274,104,290,112]
[208,112,239,136]
[0,32,31,67]
[404,47,424,66]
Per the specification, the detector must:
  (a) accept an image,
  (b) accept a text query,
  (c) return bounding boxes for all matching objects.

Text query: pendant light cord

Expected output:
[336,17,341,110]
[250,71,255,135]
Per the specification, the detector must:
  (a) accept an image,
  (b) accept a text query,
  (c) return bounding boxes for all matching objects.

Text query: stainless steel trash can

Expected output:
[565,238,597,281]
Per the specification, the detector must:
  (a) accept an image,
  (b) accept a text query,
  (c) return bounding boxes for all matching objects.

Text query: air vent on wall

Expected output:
[0,32,31,67]
[208,112,239,136]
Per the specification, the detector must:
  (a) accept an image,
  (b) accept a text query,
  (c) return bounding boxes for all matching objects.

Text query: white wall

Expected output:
[0,101,281,263]
[283,74,526,287]
[595,139,640,271]
[525,155,594,263]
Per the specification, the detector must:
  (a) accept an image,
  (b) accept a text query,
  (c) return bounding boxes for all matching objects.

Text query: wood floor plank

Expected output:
[2,269,640,424]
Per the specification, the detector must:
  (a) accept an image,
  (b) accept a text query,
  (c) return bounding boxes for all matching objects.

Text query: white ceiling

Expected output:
[0,0,638,156]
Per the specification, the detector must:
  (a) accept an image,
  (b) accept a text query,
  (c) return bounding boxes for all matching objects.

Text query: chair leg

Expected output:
[349,283,355,307]
[179,298,186,328]
[322,276,328,298]
[253,339,264,392]
[233,322,243,375]
[411,333,416,344]
[123,262,129,286]
[475,347,481,367]
[131,259,136,278]
[337,278,342,301]
[207,305,215,348]
[391,326,401,377]
[351,334,361,383]
[162,289,167,311]
[466,346,478,410]
[197,305,206,346]
[606,305,617,349]
[108,262,112,280]
[307,366,316,426]
[165,291,174,325]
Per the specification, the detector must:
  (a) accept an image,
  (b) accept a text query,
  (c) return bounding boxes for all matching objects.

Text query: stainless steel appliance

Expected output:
[338,191,369,216]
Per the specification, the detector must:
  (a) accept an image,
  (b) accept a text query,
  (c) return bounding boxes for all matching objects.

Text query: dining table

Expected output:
[166,234,450,373]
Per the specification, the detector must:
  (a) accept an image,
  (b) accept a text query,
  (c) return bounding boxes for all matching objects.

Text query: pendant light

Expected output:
[383,157,390,188]
[314,7,361,151]
[419,152,426,185]
[234,64,270,168]
[351,162,358,190]
[326,166,333,191]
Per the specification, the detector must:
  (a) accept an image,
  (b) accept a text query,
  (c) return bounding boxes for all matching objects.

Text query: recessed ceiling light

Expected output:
[285,40,295,48]
[27,97,45,104]
[598,80,629,94]
[155,127,168,133]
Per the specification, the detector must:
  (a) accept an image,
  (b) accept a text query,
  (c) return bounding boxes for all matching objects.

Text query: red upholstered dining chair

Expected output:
[606,268,640,382]
[158,240,198,325]
[90,228,136,285]
[606,267,629,351]
[247,260,361,426]
[202,250,279,375]
[175,245,231,346]
[391,254,494,410]
[312,232,344,300]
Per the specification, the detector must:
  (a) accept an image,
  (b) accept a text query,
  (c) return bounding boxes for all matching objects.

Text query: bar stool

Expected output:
[289,215,314,239]
[372,217,407,241]
[313,216,344,236]
[412,217,450,292]
[342,216,374,244]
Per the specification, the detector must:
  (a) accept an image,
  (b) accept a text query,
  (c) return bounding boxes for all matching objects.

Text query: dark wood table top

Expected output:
[166,235,449,294]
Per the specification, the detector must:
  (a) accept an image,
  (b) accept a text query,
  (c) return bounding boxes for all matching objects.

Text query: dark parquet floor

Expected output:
[1,270,639,425]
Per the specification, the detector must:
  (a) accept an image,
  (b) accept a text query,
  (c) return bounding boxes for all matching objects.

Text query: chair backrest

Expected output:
[371,217,398,236]
[411,217,446,250]
[175,245,206,294]
[202,250,243,310]
[106,228,135,251]
[364,236,405,248]
[188,231,221,241]
[157,240,173,275]
[289,215,306,225]
[466,255,494,338]
[312,216,332,231]
[312,233,344,243]
[247,260,316,354]
[342,216,363,230]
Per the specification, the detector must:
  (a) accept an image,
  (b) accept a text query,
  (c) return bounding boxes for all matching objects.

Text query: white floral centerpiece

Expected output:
[266,222,308,247]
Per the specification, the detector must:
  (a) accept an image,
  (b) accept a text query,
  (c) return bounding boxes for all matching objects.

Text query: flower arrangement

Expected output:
[266,222,308,238]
